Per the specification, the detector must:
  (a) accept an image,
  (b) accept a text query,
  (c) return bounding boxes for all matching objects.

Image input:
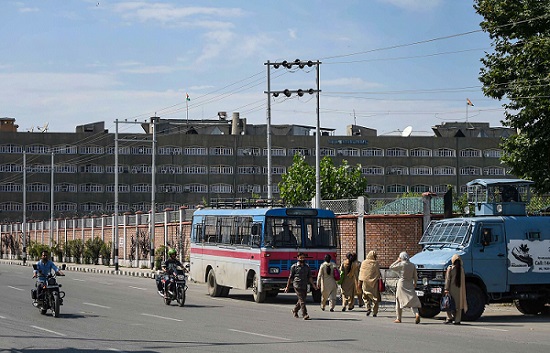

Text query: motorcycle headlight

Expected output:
[177,275,185,280]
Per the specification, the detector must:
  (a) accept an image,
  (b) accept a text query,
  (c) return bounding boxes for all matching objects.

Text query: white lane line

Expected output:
[83,302,111,309]
[73,278,85,282]
[31,325,66,337]
[471,326,509,332]
[141,313,182,322]
[7,285,24,291]
[229,329,291,341]
[0,315,6,319]
[128,286,147,291]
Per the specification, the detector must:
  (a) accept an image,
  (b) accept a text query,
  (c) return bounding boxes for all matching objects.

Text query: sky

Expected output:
[0,0,505,136]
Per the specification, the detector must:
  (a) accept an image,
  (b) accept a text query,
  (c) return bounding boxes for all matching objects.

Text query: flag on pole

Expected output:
[467,98,474,106]
[186,93,190,101]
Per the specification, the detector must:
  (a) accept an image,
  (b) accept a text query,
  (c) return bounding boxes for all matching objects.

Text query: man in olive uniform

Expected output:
[284,252,318,320]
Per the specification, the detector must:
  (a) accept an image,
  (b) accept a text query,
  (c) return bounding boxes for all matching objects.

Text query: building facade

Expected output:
[0,115,515,222]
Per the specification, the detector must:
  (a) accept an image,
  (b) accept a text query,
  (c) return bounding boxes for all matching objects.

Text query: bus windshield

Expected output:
[264,216,336,248]
[419,220,472,246]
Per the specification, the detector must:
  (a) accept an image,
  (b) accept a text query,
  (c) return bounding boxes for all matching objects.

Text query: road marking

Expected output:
[471,326,509,332]
[83,302,111,309]
[129,286,147,290]
[8,285,24,291]
[0,315,6,319]
[229,329,291,341]
[73,278,85,282]
[141,313,182,322]
[31,325,66,337]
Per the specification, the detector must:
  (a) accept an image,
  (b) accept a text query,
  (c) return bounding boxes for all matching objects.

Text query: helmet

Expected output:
[168,248,177,256]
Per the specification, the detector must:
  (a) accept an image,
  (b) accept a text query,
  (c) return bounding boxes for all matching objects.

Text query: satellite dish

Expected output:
[402,126,413,137]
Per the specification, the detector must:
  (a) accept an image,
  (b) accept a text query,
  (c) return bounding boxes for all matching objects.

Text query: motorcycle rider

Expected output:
[157,248,184,297]
[33,251,64,303]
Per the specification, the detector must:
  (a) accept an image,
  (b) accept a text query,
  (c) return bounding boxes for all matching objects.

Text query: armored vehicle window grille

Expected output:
[419,221,470,245]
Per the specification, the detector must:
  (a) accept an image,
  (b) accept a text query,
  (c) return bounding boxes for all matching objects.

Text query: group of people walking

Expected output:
[287,250,467,324]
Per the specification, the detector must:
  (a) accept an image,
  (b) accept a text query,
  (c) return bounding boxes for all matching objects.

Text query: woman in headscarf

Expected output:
[358,250,381,317]
[317,254,338,312]
[444,254,468,324]
[339,252,359,311]
[389,251,422,324]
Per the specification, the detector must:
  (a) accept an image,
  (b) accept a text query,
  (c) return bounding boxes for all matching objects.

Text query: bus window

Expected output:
[268,217,301,247]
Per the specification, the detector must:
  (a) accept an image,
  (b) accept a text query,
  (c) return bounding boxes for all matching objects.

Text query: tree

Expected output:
[279,154,367,205]
[474,1,550,192]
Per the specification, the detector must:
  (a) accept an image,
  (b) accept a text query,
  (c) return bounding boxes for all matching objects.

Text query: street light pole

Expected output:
[315,62,321,208]
[266,61,273,201]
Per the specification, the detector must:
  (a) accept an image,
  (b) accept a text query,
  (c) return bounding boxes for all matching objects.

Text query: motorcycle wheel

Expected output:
[177,286,186,307]
[52,292,61,318]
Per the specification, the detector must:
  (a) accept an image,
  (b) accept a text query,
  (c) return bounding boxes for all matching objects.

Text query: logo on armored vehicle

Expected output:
[511,244,533,267]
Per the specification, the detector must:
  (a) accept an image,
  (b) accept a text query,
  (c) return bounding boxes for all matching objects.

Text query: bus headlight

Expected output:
[422,277,428,286]
[269,267,280,274]
[435,271,445,280]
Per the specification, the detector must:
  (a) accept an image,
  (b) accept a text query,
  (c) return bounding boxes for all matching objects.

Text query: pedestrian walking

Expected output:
[317,254,338,312]
[444,254,468,325]
[389,251,421,324]
[351,252,365,308]
[284,252,318,320]
[339,252,359,311]
[358,250,381,317]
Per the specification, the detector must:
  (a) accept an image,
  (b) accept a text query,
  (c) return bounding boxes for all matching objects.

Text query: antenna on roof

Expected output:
[401,125,413,137]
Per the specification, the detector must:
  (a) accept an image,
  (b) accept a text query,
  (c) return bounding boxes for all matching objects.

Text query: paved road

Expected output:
[1,262,550,353]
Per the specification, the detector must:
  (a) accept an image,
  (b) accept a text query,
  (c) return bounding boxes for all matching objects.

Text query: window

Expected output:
[158,146,182,155]
[263,166,286,175]
[187,184,207,193]
[158,165,182,174]
[238,184,261,193]
[410,166,432,175]
[386,166,408,175]
[320,148,335,156]
[105,184,130,193]
[80,164,104,173]
[0,144,23,153]
[184,165,207,174]
[55,164,77,173]
[366,184,384,194]
[79,145,104,154]
[52,145,77,154]
[79,183,103,193]
[106,165,130,174]
[288,148,310,156]
[336,148,359,157]
[460,166,481,175]
[263,147,286,156]
[238,166,261,174]
[27,183,49,192]
[238,147,260,156]
[263,184,280,194]
[484,149,502,158]
[410,148,431,157]
[434,166,455,175]
[210,184,232,193]
[461,148,481,157]
[130,164,152,174]
[55,202,77,212]
[433,185,452,193]
[56,183,77,193]
[131,146,152,155]
[106,146,130,155]
[132,183,152,193]
[210,146,233,156]
[158,184,182,193]
[0,183,22,192]
[0,164,22,172]
[411,185,431,193]
[184,146,207,155]
[28,202,49,211]
[386,148,407,157]
[362,166,384,175]
[210,165,233,174]
[132,202,151,212]
[434,148,455,157]
[80,202,102,212]
[387,184,407,193]
[483,166,505,176]
[105,202,129,213]
[0,202,22,211]
[362,148,383,157]
[28,164,50,173]
[26,144,50,154]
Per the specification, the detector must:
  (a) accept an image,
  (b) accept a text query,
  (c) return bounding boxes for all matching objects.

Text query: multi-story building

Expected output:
[0,114,516,222]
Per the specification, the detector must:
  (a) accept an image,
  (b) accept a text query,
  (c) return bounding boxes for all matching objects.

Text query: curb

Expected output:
[0,260,158,279]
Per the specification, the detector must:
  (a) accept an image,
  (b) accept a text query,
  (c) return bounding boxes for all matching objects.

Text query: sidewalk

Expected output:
[0,259,158,279]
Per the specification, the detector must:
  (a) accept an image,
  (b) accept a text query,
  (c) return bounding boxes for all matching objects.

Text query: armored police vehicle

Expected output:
[411,179,550,321]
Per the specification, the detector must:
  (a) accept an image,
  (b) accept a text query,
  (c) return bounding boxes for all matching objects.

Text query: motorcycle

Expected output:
[157,266,188,307]
[31,264,65,317]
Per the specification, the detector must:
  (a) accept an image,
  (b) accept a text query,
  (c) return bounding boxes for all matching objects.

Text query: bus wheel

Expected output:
[252,274,266,303]
[514,299,546,315]
[463,283,485,321]
[207,269,222,297]
[220,286,230,297]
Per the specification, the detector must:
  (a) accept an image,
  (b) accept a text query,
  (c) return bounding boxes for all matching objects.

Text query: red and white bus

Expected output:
[189,207,338,302]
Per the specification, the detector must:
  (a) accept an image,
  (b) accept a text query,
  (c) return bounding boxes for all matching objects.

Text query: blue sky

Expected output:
[0,0,503,136]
